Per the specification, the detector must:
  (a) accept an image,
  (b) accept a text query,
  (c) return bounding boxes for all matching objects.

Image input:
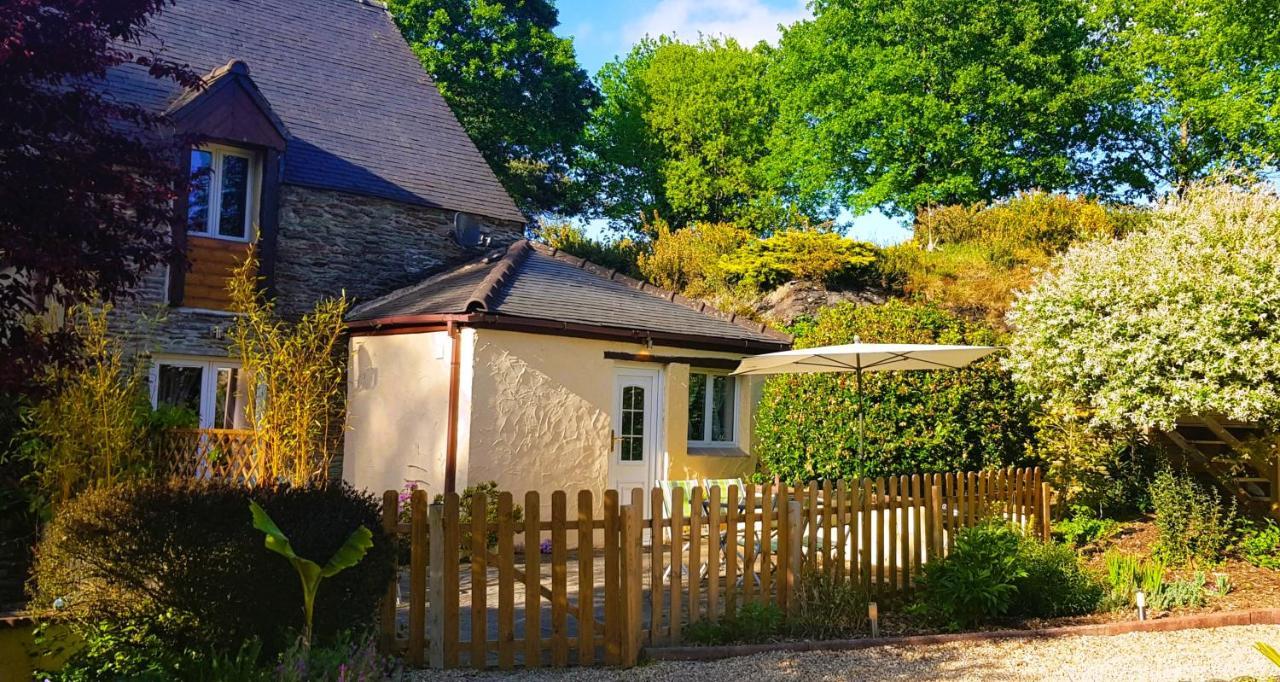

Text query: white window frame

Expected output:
[687,369,739,448]
[187,144,260,243]
[149,356,245,429]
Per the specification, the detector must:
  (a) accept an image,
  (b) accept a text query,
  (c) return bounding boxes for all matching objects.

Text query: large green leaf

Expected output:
[320,526,373,578]
[249,500,299,561]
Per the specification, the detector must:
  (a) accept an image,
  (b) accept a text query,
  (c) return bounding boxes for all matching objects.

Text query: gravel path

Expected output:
[418,624,1280,681]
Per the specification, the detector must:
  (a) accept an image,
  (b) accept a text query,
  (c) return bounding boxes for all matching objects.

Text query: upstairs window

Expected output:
[187,145,257,241]
[688,370,738,446]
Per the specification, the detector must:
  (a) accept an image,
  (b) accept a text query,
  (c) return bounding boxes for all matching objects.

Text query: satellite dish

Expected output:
[453,212,485,247]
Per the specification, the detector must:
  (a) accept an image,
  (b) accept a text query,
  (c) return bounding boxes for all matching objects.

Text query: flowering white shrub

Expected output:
[1007,183,1280,433]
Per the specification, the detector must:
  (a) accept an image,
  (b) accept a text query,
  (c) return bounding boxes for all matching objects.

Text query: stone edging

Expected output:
[646,608,1280,662]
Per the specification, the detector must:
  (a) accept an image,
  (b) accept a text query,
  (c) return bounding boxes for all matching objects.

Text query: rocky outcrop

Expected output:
[754,279,888,325]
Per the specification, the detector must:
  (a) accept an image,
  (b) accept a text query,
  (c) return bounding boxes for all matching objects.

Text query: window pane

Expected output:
[711,375,735,442]
[218,154,249,238]
[621,385,645,462]
[687,372,707,440]
[213,367,247,429]
[157,365,202,417]
[187,150,213,233]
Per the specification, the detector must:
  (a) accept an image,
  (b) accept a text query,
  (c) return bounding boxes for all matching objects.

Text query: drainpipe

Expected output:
[444,321,461,494]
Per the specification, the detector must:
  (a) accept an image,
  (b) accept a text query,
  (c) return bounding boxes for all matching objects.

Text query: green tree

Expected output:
[388,0,599,215]
[583,36,791,234]
[1092,0,1280,191]
[769,0,1115,216]
[755,300,1031,481]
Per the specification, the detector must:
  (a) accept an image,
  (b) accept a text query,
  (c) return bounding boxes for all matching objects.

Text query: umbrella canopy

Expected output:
[731,343,1001,376]
[732,342,1002,458]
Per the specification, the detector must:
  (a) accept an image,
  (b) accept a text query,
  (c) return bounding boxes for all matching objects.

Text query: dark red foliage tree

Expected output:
[0,0,200,394]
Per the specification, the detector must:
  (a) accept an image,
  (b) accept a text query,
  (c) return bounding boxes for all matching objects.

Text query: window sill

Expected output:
[187,232,253,244]
[687,445,748,458]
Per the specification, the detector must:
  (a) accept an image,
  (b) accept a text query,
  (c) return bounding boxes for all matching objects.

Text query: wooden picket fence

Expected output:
[383,466,1049,670]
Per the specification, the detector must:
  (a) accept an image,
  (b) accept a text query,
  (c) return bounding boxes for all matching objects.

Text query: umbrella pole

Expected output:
[857,366,864,459]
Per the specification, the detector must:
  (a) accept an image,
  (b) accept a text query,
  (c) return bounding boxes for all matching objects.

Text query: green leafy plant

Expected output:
[1010,536,1106,618]
[684,601,785,645]
[1053,505,1120,549]
[17,304,160,507]
[1240,520,1280,570]
[1148,469,1237,565]
[276,630,399,681]
[250,500,373,646]
[1104,551,1165,608]
[435,481,524,551]
[229,248,349,487]
[788,568,870,639]
[1148,572,1207,611]
[913,521,1026,629]
[719,229,881,290]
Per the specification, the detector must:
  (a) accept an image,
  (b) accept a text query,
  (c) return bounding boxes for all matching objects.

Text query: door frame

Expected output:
[609,364,666,505]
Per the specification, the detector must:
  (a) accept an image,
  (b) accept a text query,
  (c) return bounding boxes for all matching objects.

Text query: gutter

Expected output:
[346,313,791,354]
[445,320,461,494]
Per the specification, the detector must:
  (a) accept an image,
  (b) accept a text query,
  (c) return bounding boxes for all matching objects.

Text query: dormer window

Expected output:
[187,145,259,241]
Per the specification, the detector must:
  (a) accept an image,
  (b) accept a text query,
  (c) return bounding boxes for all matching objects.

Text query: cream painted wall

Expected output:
[343,329,474,496]
[343,326,764,504]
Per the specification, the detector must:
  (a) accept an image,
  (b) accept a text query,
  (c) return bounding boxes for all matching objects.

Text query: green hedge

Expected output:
[30,480,396,661]
[754,300,1032,480]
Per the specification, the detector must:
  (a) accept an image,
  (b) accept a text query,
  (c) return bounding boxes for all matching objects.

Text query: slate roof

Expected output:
[347,241,793,350]
[106,0,525,224]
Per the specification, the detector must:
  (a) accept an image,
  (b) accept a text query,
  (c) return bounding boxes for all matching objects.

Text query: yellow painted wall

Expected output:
[467,330,759,511]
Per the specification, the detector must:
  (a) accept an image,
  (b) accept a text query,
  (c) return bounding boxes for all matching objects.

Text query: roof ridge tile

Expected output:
[465,239,531,312]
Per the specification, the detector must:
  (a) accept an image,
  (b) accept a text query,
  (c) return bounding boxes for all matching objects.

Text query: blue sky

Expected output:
[552,0,914,246]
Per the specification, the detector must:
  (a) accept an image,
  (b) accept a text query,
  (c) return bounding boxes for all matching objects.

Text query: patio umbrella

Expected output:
[731,342,1002,458]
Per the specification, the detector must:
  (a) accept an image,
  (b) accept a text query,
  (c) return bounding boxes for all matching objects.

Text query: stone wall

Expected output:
[274,185,525,317]
[112,184,525,358]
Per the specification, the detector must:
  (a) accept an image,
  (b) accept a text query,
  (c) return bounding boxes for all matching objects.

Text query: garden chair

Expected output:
[658,479,700,581]
[702,478,761,586]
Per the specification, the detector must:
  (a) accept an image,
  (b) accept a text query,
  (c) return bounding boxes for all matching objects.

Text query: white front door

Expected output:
[610,367,661,507]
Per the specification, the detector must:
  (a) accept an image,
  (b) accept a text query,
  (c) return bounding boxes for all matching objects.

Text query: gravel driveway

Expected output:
[418,624,1280,681]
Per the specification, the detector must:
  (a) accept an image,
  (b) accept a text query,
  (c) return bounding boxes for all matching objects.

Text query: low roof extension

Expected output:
[347,240,793,354]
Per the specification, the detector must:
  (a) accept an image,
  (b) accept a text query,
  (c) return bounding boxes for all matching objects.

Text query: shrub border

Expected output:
[646,608,1280,662]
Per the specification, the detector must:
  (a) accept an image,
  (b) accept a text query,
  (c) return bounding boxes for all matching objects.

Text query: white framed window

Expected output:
[151,357,251,429]
[687,370,738,446]
[187,145,259,241]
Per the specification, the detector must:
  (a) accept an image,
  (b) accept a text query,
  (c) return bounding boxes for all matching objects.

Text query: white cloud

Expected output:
[626,0,809,47]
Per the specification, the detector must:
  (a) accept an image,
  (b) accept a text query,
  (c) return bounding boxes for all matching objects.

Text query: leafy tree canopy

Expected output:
[1007,183,1280,433]
[1092,0,1280,191]
[582,36,791,235]
[0,0,198,394]
[769,0,1112,217]
[388,0,599,216]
